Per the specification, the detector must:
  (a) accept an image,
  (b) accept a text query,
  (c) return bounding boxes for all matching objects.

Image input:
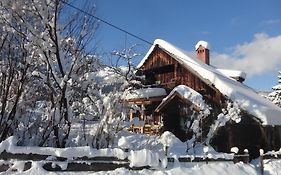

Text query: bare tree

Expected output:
[0,0,99,147]
[0,29,30,142]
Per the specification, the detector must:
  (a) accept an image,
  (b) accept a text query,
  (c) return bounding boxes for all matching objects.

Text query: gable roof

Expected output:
[155,85,207,112]
[137,39,281,125]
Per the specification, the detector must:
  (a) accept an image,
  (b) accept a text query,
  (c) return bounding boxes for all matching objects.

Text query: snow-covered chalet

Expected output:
[123,39,281,159]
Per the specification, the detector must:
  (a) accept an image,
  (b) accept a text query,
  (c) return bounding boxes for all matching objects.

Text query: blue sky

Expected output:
[90,0,281,91]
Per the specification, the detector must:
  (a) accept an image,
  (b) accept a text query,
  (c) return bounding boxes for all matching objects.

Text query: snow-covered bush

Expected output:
[88,46,141,149]
[205,101,241,145]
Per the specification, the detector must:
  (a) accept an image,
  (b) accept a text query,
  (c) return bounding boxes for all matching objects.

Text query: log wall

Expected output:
[140,46,222,103]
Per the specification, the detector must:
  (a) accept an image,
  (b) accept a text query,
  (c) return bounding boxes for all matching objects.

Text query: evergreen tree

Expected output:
[267,71,281,107]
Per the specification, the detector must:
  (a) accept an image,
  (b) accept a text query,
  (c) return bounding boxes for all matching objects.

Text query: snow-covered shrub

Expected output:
[205,101,241,145]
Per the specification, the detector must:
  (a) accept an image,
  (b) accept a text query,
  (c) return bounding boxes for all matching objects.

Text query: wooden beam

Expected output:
[123,96,165,105]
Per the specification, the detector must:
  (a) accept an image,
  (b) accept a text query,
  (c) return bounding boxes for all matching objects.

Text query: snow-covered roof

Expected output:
[122,88,167,100]
[157,85,207,111]
[216,69,247,80]
[195,40,210,50]
[138,39,281,125]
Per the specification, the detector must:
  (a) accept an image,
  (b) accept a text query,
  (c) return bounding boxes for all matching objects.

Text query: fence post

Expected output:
[260,155,264,175]
[243,149,249,164]
[260,149,264,175]
[165,146,169,156]
[203,146,209,164]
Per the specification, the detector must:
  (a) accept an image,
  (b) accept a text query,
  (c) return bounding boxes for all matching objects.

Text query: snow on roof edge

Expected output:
[157,85,207,111]
[136,40,159,69]
[216,69,247,80]
[122,87,167,100]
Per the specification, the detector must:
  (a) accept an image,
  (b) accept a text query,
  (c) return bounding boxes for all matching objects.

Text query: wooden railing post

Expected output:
[260,149,264,175]
[165,146,169,156]
[260,155,264,175]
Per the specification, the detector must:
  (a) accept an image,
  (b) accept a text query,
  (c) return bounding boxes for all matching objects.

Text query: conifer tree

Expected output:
[267,71,281,107]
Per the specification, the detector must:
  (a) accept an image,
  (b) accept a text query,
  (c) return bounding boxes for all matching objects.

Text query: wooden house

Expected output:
[123,39,281,159]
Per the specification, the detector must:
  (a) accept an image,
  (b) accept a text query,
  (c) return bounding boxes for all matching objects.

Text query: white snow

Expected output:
[122,88,166,100]
[264,159,281,175]
[86,67,125,84]
[158,85,207,111]
[9,161,25,172]
[185,144,234,160]
[0,136,127,160]
[159,131,178,147]
[260,149,265,155]
[231,147,239,154]
[203,146,209,153]
[118,136,132,149]
[217,69,247,80]
[195,40,210,50]
[137,39,281,125]
[272,84,281,90]
[128,149,159,167]
[1,135,281,174]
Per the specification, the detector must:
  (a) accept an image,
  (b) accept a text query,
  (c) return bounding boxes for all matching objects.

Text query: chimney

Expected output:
[195,41,210,65]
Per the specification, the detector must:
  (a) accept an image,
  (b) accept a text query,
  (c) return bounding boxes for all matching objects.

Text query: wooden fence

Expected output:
[0,149,280,173]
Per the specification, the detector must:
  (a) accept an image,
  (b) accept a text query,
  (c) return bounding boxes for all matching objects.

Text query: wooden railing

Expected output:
[129,124,160,135]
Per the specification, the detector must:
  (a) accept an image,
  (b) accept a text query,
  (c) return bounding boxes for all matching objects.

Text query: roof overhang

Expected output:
[155,91,200,113]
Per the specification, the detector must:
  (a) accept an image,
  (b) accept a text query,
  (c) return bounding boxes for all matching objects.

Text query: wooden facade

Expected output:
[126,45,225,137]
[138,46,223,104]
